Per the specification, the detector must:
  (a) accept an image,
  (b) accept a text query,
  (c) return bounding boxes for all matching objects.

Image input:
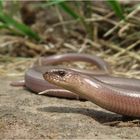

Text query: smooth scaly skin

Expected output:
[11,53,140,100]
[43,68,140,117]
[11,53,110,99]
[34,53,110,72]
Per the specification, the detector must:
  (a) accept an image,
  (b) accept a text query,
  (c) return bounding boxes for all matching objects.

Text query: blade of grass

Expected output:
[0,0,3,12]
[0,22,24,35]
[107,0,125,20]
[0,23,9,29]
[44,0,93,39]
[58,2,93,39]
[37,0,67,8]
[46,0,81,19]
[58,2,81,19]
[45,0,67,7]
[0,12,41,41]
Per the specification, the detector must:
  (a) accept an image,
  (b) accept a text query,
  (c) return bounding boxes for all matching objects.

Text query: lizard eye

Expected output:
[54,70,66,77]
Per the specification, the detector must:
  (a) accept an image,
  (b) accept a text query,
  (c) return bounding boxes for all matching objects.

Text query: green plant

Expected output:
[0,0,125,41]
[107,0,125,20]
[0,0,41,41]
[45,0,125,39]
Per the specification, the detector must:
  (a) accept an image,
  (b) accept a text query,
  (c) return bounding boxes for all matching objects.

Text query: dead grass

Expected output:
[0,1,140,79]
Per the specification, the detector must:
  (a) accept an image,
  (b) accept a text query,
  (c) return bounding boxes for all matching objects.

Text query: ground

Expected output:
[0,76,140,139]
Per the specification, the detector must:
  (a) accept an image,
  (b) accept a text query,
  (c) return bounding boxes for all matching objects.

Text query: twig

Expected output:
[100,39,140,61]
[63,43,77,51]
[118,23,131,37]
[104,6,140,37]
[113,40,140,57]
[78,39,88,53]
[55,6,68,33]
[52,14,117,28]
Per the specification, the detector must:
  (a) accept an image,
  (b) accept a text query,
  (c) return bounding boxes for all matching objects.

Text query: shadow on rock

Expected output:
[37,106,124,125]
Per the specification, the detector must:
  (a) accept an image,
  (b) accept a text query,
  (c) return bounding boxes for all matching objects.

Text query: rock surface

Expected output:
[0,76,140,139]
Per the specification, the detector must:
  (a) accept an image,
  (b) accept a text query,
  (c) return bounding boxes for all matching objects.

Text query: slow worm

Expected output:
[11,53,111,99]
[11,53,140,116]
[43,68,140,117]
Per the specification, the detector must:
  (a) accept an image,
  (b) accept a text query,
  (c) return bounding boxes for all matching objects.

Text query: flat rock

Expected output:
[0,76,140,139]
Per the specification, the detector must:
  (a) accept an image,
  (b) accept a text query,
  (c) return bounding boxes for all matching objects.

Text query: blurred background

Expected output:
[0,0,140,78]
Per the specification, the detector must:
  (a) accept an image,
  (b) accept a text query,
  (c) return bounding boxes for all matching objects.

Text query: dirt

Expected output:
[0,76,140,139]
